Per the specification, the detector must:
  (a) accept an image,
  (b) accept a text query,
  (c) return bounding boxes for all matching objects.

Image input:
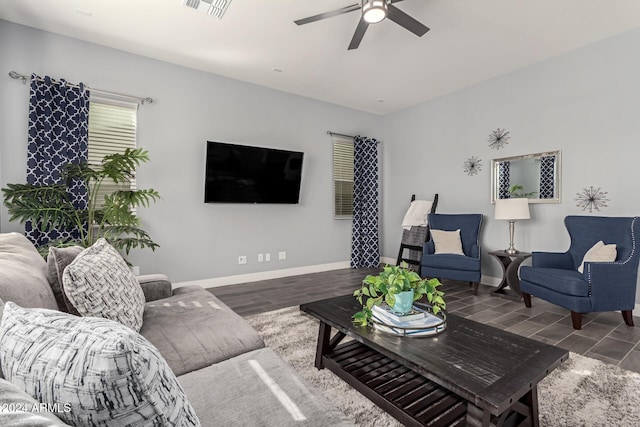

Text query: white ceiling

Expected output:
[2,0,640,115]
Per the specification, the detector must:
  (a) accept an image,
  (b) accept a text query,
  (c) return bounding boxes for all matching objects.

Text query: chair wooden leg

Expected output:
[570,311,583,330]
[523,292,532,308]
[471,282,479,295]
[622,310,634,327]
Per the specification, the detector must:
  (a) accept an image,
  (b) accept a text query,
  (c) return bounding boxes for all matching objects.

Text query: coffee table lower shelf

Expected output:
[321,340,532,427]
[323,340,467,426]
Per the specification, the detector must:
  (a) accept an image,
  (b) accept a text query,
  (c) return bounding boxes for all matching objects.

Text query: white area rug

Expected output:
[247,306,640,427]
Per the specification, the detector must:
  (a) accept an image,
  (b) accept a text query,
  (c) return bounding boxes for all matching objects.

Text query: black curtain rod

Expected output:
[8,71,154,105]
[326,131,381,144]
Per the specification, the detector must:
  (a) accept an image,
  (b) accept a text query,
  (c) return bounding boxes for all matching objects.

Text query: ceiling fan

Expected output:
[294,0,429,50]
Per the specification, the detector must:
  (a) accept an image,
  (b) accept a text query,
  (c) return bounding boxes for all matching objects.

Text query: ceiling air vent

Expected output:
[183,0,232,19]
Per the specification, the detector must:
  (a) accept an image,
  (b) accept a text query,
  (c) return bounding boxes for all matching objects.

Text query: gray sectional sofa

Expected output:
[0,232,353,426]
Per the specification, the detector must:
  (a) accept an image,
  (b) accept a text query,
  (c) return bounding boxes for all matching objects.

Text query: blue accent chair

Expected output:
[421,214,483,295]
[520,216,640,330]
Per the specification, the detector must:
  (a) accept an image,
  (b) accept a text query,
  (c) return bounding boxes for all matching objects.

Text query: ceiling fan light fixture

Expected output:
[362,0,388,24]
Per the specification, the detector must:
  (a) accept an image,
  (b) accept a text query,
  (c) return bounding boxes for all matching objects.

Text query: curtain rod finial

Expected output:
[8,71,28,85]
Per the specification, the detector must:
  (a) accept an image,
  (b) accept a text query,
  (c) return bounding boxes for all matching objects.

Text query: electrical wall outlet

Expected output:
[278,251,287,260]
[258,253,264,262]
[238,256,247,265]
[265,253,271,262]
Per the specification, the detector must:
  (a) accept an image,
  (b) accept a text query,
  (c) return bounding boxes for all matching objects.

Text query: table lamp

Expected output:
[495,198,530,254]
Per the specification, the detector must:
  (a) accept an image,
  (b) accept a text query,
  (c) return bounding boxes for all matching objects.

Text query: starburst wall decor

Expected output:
[463,156,482,176]
[575,186,610,213]
[488,128,510,150]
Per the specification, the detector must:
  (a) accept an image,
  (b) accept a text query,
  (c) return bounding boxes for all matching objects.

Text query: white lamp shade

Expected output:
[495,198,530,220]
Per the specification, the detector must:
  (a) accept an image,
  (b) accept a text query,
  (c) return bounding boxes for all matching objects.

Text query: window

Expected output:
[87,95,138,207]
[333,135,354,219]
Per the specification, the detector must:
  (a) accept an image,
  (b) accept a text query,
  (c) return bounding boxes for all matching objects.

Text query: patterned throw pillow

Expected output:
[0,302,201,427]
[63,238,145,331]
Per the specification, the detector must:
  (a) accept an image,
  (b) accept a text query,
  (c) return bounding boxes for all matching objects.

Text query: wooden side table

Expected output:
[488,250,532,300]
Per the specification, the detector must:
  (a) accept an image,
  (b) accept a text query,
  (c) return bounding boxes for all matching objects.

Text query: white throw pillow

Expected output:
[431,229,465,255]
[578,240,617,273]
[63,238,145,332]
[0,302,200,427]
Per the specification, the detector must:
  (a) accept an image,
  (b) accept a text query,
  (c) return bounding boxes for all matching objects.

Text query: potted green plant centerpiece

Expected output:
[352,264,446,327]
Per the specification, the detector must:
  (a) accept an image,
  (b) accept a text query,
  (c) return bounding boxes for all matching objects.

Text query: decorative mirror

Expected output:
[491,150,561,204]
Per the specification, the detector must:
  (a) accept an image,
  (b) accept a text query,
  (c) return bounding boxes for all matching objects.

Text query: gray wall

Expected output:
[2,20,640,295]
[0,20,381,282]
[380,28,640,295]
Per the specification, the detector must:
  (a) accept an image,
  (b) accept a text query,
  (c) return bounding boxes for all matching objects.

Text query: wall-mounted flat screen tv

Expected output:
[204,141,304,204]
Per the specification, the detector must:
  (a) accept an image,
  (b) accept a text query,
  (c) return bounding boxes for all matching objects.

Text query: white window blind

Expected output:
[88,96,138,207]
[333,135,354,219]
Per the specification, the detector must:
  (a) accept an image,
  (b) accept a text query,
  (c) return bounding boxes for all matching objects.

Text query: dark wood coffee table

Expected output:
[300,295,568,427]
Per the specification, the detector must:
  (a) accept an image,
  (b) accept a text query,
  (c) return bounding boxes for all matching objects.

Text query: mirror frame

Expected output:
[491,150,561,204]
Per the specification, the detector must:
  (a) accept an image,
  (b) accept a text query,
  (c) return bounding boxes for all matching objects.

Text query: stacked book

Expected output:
[371,304,446,337]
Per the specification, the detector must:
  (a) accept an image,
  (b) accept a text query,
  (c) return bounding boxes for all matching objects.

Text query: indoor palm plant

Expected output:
[352,264,446,327]
[2,148,160,256]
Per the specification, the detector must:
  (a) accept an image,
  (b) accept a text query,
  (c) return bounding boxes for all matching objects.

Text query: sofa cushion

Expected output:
[520,266,589,297]
[47,245,84,314]
[0,377,71,426]
[179,348,354,427]
[140,286,265,376]
[0,302,200,427]
[0,233,58,310]
[63,238,145,331]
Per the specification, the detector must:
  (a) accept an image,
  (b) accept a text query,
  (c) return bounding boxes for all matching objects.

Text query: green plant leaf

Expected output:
[385,294,396,307]
[2,183,81,232]
[351,310,368,326]
[368,284,378,297]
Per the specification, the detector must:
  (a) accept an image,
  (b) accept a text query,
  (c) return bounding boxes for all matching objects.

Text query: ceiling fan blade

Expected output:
[348,17,370,50]
[386,4,430,37]
[294,4,361,26]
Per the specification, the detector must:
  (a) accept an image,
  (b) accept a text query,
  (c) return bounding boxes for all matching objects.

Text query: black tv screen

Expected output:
[204,141,304,204]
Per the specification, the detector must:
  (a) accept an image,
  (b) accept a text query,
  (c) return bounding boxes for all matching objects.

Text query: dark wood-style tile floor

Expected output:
[208,268,640,374]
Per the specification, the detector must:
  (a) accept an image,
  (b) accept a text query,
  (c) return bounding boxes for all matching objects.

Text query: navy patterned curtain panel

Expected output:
[26,74,89,246]
[350,135,379,268]
[498,161,511,199]
[539,156,555,199]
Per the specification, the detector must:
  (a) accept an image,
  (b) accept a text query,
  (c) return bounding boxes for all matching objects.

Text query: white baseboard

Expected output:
[174,261,352,289]
[380,256,396,265]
